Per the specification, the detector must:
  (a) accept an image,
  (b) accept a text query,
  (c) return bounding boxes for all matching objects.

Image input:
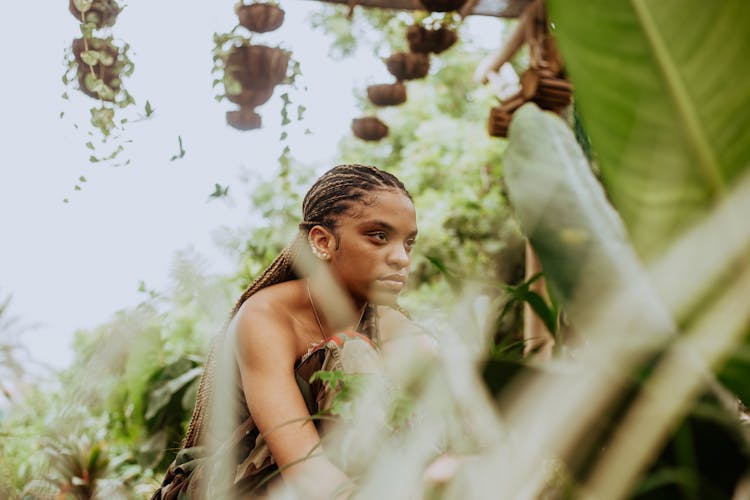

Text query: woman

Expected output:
[153,164,418,499]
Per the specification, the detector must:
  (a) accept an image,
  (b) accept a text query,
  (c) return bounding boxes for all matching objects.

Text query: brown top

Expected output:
[152,329,380,500]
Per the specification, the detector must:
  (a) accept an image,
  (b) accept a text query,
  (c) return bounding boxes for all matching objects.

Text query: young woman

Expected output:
[153,164,418,499]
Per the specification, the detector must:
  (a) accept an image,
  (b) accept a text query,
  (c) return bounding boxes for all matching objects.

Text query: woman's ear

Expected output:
[308,225,335,261]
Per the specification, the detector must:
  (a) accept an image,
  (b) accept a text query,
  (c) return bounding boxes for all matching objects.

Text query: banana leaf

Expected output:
[546,0,750,260]
[503,103,670,331]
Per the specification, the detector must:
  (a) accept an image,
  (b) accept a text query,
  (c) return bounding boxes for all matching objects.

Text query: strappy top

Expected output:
[152,329,381,499]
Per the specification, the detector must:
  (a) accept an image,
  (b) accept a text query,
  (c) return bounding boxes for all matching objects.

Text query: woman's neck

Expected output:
[306,279,366,334]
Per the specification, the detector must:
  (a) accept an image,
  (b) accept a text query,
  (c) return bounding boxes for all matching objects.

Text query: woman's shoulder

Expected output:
[232,280,305,360]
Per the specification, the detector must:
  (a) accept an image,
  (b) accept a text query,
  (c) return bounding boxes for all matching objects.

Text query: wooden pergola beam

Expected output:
[303,0,532,18]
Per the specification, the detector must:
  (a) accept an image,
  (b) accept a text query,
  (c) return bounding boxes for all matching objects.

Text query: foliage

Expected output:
[310,369,369,418]
[311,368,416,436]
[505,104,648,330]
[546,0,750,417]
[0,293,36,405]
[501,272,557,337]
[308,6,412,59]
[547,0,750,260]
[10,2,749,499]
[0,255,233,497]
[63,0,137,167]
[503,19,750,494]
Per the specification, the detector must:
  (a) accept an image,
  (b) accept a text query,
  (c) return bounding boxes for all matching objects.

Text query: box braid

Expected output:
[180,164,410,449]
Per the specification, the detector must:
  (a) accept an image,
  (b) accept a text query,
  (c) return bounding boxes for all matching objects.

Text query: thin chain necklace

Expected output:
[305,280,367,343]
[306,279,328,342]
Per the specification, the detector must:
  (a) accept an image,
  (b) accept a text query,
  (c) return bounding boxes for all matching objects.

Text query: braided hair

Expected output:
[181,164,410,449]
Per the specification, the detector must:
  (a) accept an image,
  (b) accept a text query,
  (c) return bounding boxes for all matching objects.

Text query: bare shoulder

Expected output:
[231,282,300,369]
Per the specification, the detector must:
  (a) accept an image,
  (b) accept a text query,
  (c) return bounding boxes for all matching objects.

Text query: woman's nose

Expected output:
[387,243,410,268]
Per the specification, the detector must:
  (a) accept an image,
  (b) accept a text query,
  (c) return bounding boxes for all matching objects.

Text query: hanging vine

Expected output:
[61,0,143,202]
[211,1,306,201]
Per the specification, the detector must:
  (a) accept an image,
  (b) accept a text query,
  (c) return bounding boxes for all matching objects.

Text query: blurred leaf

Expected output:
[481,358,538,397]
[169,135,185,161]
[503,272,557,335]
[716,335,750,405]
[504,104,654,328]
[547,0,750,259]
[145,366,202,421]
[208,183,229,200]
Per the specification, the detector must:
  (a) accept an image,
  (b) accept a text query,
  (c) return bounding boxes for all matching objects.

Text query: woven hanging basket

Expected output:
[352,117,388,141]
[225,85,275,107]
[520,68,572,112]
[487,92,525,138]
[385,52,430,81]
[72,38,122,101]
[225,44,290,90]
[418,0,467,12]
[69,0,121,29]
[367,83,407,107]
[406,25,457,54]
[227,107,262,130]
[236,3,285,33]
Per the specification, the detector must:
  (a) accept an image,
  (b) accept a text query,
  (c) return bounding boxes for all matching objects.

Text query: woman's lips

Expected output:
[376,275,407,291]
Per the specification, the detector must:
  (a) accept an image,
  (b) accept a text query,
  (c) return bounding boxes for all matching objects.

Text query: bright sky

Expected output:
[0,2,501,371]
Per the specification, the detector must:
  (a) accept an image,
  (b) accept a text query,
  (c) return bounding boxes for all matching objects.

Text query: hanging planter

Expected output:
[418,0,467,13]
[213,21,295,131]
[224,85,275,129]
[236,3,285,33]
[406,25,457,54]
[224,86,275,107]
[226,107,262,130]
[367,82,406,107]
[352,117,388,141]
[69,0,121,30]
[520,68,572,112]
[225,43,291,90]
[71,37,128,102]
[385,52,430,81]
[216,42,291,130]
[487,92,524,138]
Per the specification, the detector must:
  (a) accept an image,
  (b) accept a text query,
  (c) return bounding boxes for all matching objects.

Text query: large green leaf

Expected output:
[504,103,670,330]
[547,0,750,259]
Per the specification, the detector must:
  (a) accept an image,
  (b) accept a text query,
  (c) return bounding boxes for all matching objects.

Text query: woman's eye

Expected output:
[406,239,416,248]
[369,232,387,241]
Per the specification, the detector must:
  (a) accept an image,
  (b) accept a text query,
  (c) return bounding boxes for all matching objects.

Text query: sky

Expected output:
[0,2,502,371]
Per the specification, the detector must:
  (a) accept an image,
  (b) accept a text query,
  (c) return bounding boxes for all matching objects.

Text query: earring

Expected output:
[309,244,329,261]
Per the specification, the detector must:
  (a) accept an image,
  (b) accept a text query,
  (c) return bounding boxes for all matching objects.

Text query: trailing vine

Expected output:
[61,0,142,201]
[212,2,307,199]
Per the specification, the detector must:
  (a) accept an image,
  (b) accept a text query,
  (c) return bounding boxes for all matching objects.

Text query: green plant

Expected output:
[63,0,137,173]
[212,11,299,133]
[42,435,111,499]
[547,1,750,261]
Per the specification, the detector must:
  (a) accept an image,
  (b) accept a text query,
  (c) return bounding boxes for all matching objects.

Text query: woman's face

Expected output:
[325,189,417,307]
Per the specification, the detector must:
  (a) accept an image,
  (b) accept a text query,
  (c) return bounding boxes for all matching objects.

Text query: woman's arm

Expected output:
[233,303,349,497]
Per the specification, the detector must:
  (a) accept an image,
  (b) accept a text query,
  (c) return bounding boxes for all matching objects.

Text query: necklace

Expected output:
[306,280,328,342]
[305,280,367,343]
